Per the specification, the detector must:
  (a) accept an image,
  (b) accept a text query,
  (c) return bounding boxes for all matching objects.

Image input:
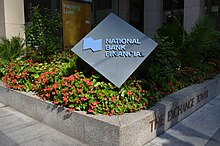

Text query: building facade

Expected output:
[0,0,219,47]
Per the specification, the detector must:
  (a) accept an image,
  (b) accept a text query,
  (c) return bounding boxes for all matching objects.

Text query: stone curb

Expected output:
[0,76,220,146]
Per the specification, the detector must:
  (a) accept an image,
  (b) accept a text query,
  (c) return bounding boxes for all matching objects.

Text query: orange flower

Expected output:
[126,90,132,96]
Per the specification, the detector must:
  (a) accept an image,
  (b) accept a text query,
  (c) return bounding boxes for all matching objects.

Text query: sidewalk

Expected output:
[145,95,220,146]
[0,103,88,146]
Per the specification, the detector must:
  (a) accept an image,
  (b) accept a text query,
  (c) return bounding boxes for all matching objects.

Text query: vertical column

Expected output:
[118,0,130,22]
[144,0,163,37]
[0,0,25,38]
[184,0,205,32]
[0,0,6,38]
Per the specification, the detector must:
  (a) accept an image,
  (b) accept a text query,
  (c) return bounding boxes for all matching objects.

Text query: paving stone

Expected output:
[0,103,87,146]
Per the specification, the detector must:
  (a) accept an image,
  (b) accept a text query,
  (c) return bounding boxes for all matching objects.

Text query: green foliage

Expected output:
[139,15,219,94]
[157,15,185,48]
[181,16,220,66]
[1,51,218,115]
[144,37,181,87]
[25,6,62,61]
[0,37,25,63]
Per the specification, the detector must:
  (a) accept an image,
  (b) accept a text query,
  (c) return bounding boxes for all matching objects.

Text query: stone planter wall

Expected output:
[0,76,220,146]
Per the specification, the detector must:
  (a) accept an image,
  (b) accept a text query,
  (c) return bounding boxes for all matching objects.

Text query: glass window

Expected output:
[129,0,144,32]
[205,0,220,30]
[93,0,119,25]
[24,0,60,22]
[163,0,184,24]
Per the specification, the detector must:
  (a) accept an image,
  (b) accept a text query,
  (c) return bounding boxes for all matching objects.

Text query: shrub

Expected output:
[181,16,220,66]
[157,15,185,48]
[25,6,62,61]
[0,36,25,63]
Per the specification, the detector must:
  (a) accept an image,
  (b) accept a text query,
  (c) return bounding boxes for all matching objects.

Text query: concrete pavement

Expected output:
[0,103,88,146]
[145,95,220,146]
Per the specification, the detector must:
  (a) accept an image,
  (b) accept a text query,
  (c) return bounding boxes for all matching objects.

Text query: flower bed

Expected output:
[0,51,218,116]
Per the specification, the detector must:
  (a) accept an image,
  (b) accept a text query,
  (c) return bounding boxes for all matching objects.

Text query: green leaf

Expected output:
[69,104,74,108]
[33,74,39,79]
[94,82,101,87]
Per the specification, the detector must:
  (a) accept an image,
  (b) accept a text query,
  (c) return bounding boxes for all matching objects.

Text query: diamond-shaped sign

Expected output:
[71,13,158,87]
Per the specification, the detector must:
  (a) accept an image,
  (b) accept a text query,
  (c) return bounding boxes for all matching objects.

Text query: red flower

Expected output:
[168,81,173,86]
[153,86,158,91]
[67,83,72,88]
[5,83,11,88]
[68,108,75,112]
[84,78,92,86]
[88,109,94,113]
[53,83,58,89]
[63,97,69,103]
[111,96,116,102]
[54,100,59,104]
[46,93,50,98]
[143,102,147,107]
[81,97,88,101]
[62,90,66,97]
[89,104,96,109]
[89,102,99,109]
[69,91,74,95]
[67,75,75,81]
[11,79,16,84]
[126,90,132,96]
[61,81,66,86]
[26,59,33,63]
[77,88,82,93]
[136,97,141,102]
[109,85,113,89]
